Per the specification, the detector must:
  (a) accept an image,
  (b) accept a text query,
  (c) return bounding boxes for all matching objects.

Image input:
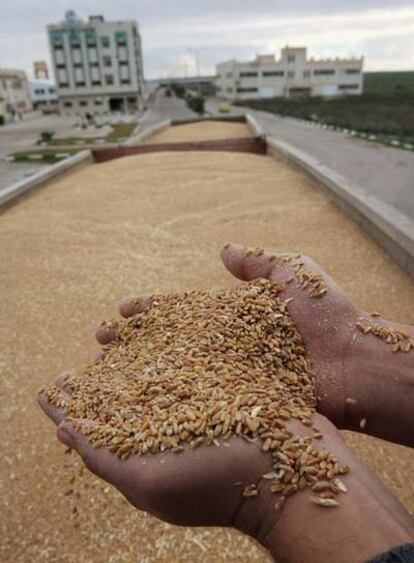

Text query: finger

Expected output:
[221,243,339,299]
[221,242,293,286]
[95,321,119,345]
[54,371,74,397]
[37,389,67,425]
[57,421,121,483]
[119,295,153,318]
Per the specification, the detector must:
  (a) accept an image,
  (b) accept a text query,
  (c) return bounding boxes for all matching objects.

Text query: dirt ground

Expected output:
[1,133,413,562]
[145,120,251,143]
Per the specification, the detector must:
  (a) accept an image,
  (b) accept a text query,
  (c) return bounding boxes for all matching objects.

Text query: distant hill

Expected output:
[364,72,414,96]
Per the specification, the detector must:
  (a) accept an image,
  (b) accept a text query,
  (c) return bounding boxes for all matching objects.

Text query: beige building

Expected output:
[47,11,144,115]
[0,69,32,121]
[216,47,363,100]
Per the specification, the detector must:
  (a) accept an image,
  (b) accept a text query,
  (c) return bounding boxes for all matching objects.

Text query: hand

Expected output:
[98,243,414,445]
[38,390,414,563]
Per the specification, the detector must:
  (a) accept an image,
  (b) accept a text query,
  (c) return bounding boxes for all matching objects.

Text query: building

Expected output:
[216,47,363,100]
[0,69,32,121]
[34,60,49,80]
[47,11,144,115]
[29,79,58,112]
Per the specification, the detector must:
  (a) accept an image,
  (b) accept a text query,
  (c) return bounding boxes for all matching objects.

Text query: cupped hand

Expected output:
[102,244,366,430]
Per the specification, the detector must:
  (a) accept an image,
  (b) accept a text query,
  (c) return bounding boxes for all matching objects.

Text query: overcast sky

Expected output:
[1,0,413,80]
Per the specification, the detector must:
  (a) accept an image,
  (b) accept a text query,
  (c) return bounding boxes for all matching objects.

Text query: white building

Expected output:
[30,79,58,112]
[0,69,32,121]
[47,11,145,115]
[216,47,363,100]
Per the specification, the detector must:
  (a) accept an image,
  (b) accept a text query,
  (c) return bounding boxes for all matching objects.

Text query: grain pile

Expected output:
[145,120,251,144]
[1,130,413,562]
[45,279,348,505]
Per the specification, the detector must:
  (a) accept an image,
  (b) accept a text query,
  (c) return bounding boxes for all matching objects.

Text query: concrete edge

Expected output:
[0,150,93,209]
[267,137,414,275]
[123,119,171,146]
[246,113,265,138]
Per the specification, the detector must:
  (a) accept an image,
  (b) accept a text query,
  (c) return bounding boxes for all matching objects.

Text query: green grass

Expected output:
[11,148,83,164]
[46,122,136,146]
[234,93,414,144]
[364,71,414,96]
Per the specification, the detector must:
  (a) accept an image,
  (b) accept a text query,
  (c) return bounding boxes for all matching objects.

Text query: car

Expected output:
[219,103,230,113]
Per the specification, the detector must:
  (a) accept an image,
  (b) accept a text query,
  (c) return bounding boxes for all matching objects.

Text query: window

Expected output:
[103,56,112,67]
[287,70,295,78]
[262,71,284,77]
[105,75,114,85]
[94,99,103,105]
[49,88,55,94]
[86,30,97,47]
[119,61,128,66]
[69,30,80,47]
[236,87,258,93]
[35,88,45,95]
[92,81,101,86]
[338,84,359,90]
[314,69,335,75]
[59,82,69,88]
[90,62,99,67]
[76,82,86,87]
[121,79,131,84]
[63,101,72,107]
[115,31,128,46]
[345,69,360,74]
[100,36,110,48]
[79,100,88,106]
[303,70,311,78]
[287,54,295,63]
[12,80,22,89]
[74,63,83,68]
[239,71,258,78]
[51,31,63,47]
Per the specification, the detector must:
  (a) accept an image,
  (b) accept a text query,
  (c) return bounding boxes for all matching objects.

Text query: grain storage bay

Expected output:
[1,121,413,562]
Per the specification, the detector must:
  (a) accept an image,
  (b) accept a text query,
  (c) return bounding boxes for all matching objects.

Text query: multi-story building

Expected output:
[216,47,363,100]
[0,69,32,121]
[47,11,144,115]
[29,79,58,112]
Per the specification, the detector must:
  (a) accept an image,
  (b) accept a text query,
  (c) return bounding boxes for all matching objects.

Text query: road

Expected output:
[139,89,196,130]
[205,98,414,222]
[0,112,79,193]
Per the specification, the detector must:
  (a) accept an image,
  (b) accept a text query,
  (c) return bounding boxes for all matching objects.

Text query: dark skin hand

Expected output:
[98,243,414,446]
[38,243,414,562]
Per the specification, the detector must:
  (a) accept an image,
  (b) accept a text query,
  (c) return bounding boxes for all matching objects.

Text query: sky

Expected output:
[0,0,413,80]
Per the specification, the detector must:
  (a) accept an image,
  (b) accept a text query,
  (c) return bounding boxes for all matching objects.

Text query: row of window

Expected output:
[59,76,131,88]
[1,79,23,90]
[63,99,103,107]
[52,31,128,49]
[57,59,129,70]
[233,84,359,94]
[34,88,56,95]
[222,68,360,79]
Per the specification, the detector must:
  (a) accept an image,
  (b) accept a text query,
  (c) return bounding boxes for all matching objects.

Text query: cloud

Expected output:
[0,1,413,78]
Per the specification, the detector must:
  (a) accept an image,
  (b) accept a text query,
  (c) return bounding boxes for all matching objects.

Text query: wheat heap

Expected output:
[45,278,349,507]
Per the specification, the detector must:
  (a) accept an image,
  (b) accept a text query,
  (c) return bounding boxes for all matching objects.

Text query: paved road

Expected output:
[205,98,414,222]
[0,113,79,193]
[139,89,196,130]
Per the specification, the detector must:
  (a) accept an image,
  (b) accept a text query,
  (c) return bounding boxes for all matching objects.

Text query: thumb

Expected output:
[220,242,294,286]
